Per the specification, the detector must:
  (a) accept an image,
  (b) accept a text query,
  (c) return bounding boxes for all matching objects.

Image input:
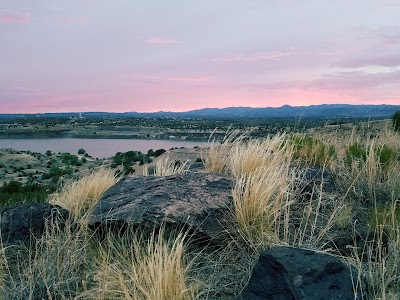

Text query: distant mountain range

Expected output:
[1,104,399,120]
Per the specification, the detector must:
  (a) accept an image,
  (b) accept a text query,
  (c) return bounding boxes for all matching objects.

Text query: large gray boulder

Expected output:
[88,172,234,244]
[236,247,361,300]
[0,203,69,245]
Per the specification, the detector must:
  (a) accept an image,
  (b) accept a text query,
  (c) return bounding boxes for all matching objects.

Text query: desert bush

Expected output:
[49,167,119,223]
[86,227,198,300]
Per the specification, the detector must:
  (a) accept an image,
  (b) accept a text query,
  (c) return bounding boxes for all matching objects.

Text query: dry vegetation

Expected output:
[49,168,119,223]
[1,118,400,299]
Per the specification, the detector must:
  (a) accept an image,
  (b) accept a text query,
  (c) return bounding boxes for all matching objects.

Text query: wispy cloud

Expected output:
[0,9,30,24]
[64,17,89,25]
[210,52,293,62]
[146,36,179,44]
[263,70,400,91]
[335,54,400,68]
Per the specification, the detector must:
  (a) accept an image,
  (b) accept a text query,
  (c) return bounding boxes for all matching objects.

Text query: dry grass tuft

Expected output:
[229,134,289,178]
[231,136,294,247]
[86,227,198,300]
[201,128,246,173]
[143,155,190,176]
[49,167,119,223]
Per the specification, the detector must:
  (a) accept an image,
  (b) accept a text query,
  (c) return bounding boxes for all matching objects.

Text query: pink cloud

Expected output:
[0,9,30,24]
[168,76,212,83]
[211,52,293,62]
[146,36,179,44]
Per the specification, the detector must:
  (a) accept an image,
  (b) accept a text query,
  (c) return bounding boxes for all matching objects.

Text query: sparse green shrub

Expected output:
[290,135,336,168]
[345,142,397,172]
[375,144,398,172]
[0,181,54,206]
[345,142,367,168]
[60,152,79,165]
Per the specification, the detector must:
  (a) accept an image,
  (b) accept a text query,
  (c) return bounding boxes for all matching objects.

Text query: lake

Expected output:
[0,138,208,158]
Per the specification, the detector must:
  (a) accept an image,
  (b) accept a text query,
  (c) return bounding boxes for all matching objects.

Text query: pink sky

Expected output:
[0,1,400,113]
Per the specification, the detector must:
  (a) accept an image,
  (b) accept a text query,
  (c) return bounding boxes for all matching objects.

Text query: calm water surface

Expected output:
[0,138,208,158]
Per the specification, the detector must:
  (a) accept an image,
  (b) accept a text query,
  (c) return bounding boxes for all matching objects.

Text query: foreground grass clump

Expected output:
[352,199,400,300]
[49,167,119,222]
[0,217,91,299]
[86,227,198,300]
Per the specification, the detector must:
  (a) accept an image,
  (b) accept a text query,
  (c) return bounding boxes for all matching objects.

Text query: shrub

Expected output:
[154,148,166,157]
[392,111,400,133]
[60,153,79,165]
[77,148,86,155]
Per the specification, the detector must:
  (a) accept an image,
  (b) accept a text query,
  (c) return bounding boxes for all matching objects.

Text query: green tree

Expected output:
[392,111,400,133]
[78,148,86,155]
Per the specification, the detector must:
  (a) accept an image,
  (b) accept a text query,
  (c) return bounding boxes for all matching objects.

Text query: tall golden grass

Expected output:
[229,134,296,248]
[49,167,119,223]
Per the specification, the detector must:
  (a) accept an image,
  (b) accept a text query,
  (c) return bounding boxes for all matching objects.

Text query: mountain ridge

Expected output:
[1,104,399,120]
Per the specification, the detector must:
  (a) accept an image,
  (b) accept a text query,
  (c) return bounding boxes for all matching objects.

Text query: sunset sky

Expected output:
[1,0,400,113]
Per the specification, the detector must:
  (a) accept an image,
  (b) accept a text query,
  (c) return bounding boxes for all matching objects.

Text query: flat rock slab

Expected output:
[88,172,234,243]
[236,247,360,300]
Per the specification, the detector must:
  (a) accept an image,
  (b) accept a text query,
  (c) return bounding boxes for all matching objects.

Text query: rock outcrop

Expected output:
[0,203,69,245]
[236,247,360,300]
[88,172,234,244]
